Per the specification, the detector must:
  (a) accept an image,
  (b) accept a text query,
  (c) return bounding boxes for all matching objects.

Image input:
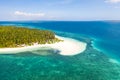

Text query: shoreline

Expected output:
[0,35,87,56]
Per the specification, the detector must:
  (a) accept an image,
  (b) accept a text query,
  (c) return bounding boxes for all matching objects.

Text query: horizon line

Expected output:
[0,20,120,22]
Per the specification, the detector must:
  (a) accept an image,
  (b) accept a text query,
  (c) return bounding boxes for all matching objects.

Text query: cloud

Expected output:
[14,11,45,17]
[105,0,120,3]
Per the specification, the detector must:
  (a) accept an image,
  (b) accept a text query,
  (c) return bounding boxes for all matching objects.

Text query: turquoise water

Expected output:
[1,21,120,59]
[0,21,120,80]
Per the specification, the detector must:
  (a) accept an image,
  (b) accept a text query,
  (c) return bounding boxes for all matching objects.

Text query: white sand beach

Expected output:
[0,36,87,56]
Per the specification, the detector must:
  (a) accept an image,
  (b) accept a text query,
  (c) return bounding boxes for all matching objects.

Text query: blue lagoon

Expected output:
[0,21,120,80]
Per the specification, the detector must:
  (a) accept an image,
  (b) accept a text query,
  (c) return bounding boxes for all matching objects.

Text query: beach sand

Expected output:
[0,36,87,56]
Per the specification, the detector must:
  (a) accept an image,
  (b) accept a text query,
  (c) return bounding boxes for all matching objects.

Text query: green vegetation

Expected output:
[0,26,62,48]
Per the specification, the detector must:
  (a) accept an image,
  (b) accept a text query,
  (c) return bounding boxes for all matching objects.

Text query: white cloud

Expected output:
[105,0,120,3]
[14,11,45,17]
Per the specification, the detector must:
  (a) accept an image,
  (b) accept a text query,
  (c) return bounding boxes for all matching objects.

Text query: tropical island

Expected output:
[0,26,62,48]
[0,26,87,55]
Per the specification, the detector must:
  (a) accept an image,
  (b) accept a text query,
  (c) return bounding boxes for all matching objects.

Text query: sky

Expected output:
[0,0,120,21]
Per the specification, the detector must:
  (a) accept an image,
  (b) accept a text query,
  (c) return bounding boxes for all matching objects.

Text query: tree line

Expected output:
[0,26,62,48]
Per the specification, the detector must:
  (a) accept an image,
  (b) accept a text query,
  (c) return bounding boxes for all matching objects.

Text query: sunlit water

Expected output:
[0,21,120,80]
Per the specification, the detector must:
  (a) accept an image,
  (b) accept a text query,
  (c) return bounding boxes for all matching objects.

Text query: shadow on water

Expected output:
[0,49,61,57]
[0,44,120,80]
[0,25,120,80]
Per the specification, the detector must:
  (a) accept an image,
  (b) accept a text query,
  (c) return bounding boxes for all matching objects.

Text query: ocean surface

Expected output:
[0,21,120,80]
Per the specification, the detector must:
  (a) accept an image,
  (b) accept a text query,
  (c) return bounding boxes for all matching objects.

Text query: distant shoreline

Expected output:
[0,35,87,56]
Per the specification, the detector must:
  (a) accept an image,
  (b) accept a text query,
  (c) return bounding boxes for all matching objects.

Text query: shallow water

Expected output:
[0,45,120,80]
[0,21,120,80]
[1,21,120,59]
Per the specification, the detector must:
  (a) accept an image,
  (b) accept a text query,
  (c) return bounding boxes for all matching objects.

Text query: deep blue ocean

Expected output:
[0,21,120,59]
[0,21,120,80]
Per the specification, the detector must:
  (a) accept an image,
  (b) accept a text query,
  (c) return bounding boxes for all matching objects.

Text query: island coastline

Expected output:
[0,35,87,56]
